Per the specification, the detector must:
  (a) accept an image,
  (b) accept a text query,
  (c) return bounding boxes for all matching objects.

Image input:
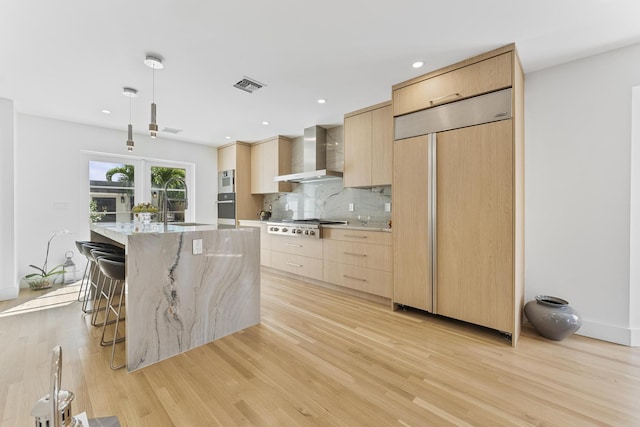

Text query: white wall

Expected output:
[630,87,640,345]
[525,42,640,345]
[0,99,17,300]
[10,114,217,296]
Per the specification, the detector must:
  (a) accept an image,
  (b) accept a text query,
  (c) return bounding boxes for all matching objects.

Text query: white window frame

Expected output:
[82,151,195,223]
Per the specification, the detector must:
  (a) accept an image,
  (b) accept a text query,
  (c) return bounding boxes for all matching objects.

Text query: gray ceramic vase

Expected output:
[524,295,582,341]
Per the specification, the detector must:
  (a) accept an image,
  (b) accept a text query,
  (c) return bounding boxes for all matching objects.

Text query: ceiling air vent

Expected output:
[162,127,183,134]
[233,76,266,93]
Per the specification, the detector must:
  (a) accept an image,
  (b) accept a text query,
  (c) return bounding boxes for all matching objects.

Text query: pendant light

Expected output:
[144,55,163,138]
[123,87,138,151]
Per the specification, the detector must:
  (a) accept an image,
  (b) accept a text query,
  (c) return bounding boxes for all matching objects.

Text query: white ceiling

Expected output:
[2,0,640,147]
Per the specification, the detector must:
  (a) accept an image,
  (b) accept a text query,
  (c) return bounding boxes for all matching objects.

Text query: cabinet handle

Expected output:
[344,234,367,239]
[429,92,461,105]
[286,243,303,247]
[287,262,302,267]
[344,252,367,257]
[343,275,367,282]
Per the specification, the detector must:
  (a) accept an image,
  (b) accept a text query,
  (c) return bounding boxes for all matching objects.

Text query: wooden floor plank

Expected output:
[1,272,639,426]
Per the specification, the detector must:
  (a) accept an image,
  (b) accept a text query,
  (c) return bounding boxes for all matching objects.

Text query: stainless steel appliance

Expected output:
[273,126,343,183]
[266,219,346,239]
[218,169,235,193]
[216,192,236,225]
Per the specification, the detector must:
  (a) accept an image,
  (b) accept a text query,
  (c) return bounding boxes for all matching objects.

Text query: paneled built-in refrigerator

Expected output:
[393,88,520,340]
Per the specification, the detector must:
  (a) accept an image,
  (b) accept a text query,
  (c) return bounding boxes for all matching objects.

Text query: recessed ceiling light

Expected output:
[412,61,425,68]
[262,121,270,125]
[101,109,111,114]
[317,99,327,104]
[225,136,231,139]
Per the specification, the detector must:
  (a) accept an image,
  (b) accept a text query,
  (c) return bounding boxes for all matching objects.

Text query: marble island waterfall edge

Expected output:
[91,224,261,372]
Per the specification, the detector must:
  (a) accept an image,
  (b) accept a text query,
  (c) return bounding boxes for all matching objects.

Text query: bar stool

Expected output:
[90,249,125,327]
[97,257,126,370]
[80,243,122,315]
[76,240,91,302]
[74,240,106,302]
[76,241,122,303]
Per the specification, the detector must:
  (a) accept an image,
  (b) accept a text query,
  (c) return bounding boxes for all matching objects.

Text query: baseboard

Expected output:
[575,320,639,346]
[0,285,19,301]
[631,328,640,346]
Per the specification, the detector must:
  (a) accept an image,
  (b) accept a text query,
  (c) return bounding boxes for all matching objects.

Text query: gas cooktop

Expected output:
[266,219,347,238]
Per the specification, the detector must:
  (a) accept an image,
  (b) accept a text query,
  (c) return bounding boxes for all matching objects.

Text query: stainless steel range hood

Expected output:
[274,126,343,183]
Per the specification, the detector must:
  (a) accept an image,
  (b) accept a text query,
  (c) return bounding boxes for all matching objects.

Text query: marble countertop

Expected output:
[90,222,229,245]
[90,221,260,372]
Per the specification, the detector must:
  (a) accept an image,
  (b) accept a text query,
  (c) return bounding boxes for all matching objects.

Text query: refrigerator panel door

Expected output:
[392,134,433,311]
[435,120,514,332]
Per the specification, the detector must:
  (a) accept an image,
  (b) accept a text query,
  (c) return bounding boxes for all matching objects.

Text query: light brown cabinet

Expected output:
[344,102,392,187]
[270,235,323,281]
[250,136,292,194]
[391,44,524,345]
[217,142,262,222]
[323,228,392,298]
[393,51,512,117]
[217,144,236,173]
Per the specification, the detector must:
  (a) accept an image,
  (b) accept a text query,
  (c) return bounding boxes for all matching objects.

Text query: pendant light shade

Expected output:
[123,87,138,151]
[126,124,134,151]
[144,55,163,139]
[149,102,158,137]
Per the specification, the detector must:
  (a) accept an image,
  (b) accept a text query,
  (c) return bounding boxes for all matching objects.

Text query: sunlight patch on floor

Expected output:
[0,284,81,318]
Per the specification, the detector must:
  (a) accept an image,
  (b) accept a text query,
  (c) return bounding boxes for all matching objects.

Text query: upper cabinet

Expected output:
[250,136,292,194]
[393,51,512,117]
[217,144,236,172]
[344,101,392,188]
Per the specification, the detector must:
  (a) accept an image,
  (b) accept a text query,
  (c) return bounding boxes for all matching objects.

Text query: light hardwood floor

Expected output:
[1,271,639,426]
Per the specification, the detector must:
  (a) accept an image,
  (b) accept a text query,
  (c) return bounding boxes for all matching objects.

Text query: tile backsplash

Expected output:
[264,181,391,225]
[263,124,391,225]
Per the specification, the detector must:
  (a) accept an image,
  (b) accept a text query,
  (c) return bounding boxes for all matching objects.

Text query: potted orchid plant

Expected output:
[23,229,70,290]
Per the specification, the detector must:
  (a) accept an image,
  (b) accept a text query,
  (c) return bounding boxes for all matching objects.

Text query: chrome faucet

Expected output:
[163,177,188,230]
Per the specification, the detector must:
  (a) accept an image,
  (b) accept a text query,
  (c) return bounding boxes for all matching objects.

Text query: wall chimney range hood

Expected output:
[274,126,343,183]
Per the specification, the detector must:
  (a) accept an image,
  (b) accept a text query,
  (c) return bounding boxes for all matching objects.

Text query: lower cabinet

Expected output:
[322,228,392,298]
[270,235,323,281]
[242,222,393,299]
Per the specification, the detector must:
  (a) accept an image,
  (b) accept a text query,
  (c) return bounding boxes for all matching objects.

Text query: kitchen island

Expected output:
[90,222,260,371]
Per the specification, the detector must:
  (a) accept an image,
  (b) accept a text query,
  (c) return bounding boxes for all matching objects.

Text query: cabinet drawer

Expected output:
[270,235,323,258]
[323,239,392,272]
[323,261,392,298]
[272,252,323,281]
[393,52,512,116]
[323,228,391,246]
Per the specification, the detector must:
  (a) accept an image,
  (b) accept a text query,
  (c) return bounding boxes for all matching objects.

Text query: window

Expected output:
[86,154,194,224]
[150,166,187,223]
[89,161,135,223]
